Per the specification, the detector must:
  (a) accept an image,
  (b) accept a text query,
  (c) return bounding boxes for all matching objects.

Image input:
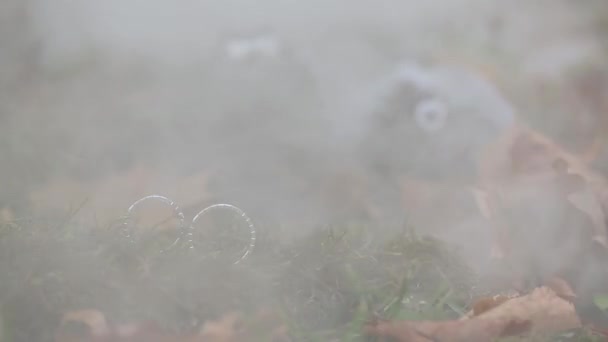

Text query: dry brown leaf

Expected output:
[475,122,608,295]
[58,310,110,337]
[0,206,14,223]
[365,286,580,342]
[544,276,577,302]
[472,294,514,316]
[478,286,581,333]
[198,312,243,342]
[479,122,608,245]
[55,309,288,342]
[199,309,289,342]
[56,309,174,342]
[365,316,531,342]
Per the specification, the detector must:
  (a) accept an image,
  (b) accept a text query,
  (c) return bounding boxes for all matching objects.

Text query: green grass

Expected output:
[0,216,604,341]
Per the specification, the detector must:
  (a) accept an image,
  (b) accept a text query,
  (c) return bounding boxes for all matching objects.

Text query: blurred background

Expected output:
[2,0,608,250]
[1,0,608,340]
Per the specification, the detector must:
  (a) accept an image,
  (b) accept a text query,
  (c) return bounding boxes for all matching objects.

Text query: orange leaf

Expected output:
[544,276,577,302]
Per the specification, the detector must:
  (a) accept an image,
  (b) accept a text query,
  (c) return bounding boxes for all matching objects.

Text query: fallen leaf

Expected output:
[472,295,513,316]
[365,316,531,342]
[544,276,577,302]
[476,122,608,296]
[199,309,289,342]
[365,286,580,341]
[55,309,288,342]
[59,310,109,337]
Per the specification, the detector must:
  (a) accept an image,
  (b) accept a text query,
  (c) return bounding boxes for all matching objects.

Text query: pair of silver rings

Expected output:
[121,195,256,264]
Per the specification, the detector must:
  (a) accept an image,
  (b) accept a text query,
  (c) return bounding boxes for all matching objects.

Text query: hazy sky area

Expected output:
[1,0,607,267]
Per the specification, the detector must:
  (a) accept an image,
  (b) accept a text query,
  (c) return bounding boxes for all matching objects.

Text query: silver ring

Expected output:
[123,195,185,252]
[190,203,256,264]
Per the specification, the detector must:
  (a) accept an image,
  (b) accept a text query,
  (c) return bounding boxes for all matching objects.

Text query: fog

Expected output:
[4,0,604,225]
[1,0,608,340]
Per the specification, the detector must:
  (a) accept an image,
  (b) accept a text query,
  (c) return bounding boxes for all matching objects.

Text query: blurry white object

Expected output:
[225,34,281,61]
[414,98,449,133]
[358,61,517,183]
